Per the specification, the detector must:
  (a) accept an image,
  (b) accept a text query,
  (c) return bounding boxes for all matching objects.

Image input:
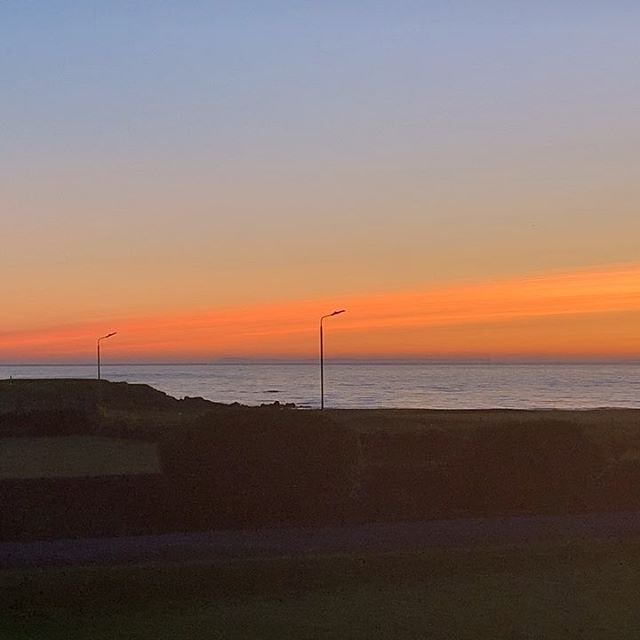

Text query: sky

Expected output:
[2,2,639,362]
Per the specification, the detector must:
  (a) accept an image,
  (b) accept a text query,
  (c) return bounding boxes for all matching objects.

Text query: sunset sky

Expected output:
[2,2,639,362]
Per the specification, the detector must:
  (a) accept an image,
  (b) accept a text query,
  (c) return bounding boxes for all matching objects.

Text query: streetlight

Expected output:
[320,310,345,410]
[97,332,117,380]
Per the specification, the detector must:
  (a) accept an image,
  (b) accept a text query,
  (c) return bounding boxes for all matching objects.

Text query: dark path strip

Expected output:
[4,511,640,569]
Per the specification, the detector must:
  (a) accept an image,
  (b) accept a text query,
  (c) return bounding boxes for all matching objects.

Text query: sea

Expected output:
[1,362,639,410]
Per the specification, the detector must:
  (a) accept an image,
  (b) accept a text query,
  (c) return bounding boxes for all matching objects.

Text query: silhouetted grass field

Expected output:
[0,436,159,479]
[3,541,640,639]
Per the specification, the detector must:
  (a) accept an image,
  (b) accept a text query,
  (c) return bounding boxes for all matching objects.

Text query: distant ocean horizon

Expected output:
[1,362,639,410]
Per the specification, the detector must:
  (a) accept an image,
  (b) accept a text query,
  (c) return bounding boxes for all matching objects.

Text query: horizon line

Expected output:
[2,357,640,367]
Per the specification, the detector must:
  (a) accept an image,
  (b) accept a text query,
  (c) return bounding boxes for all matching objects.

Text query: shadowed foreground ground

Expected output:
[3,540,640,639]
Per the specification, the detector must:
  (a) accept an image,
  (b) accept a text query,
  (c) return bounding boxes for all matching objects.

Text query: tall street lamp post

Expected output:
[97,332,117,380]
[320,310,345,410]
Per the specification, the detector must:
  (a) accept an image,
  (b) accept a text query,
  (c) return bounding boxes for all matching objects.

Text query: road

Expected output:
[4,511,640,569]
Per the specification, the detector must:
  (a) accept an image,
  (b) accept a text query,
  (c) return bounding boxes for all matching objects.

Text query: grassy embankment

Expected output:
[0,378,205,480]
[0,437,158,479]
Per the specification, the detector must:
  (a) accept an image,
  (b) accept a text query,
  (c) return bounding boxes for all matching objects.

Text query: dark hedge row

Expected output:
[0,475,168,541]
[160,407,360,527]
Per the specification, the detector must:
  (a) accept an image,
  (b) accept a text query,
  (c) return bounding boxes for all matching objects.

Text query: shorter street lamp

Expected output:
[320,310,345,410]
[97,332,117,380]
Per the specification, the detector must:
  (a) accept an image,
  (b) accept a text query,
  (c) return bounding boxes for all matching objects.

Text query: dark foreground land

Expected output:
[2,378,640,541]
[3,379,640,638]
[4,541,640,639]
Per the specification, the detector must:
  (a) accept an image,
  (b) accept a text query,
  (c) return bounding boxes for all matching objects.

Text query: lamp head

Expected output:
[331,310,346,316]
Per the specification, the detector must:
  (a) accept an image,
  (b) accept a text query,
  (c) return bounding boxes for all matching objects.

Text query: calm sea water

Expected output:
[1,363,639,409]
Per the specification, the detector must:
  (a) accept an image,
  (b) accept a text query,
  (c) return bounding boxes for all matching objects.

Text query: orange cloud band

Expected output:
[1,263,639,361]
